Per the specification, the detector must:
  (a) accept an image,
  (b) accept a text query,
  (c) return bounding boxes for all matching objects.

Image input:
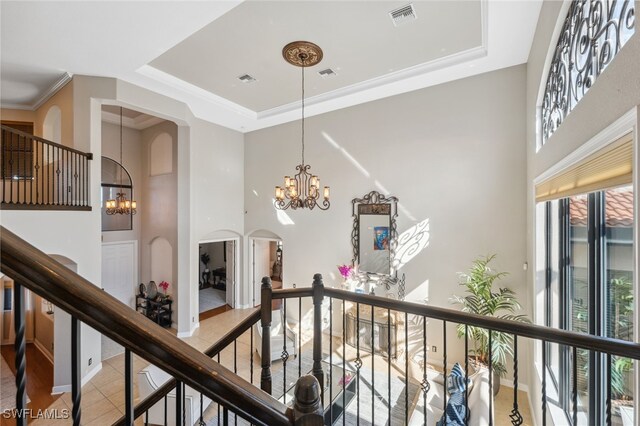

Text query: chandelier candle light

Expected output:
[106,106,137,215]
[274,41,330,211]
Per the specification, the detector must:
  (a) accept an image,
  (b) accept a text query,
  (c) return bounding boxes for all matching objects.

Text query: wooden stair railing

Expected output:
[0,226,325,426]
[0,125,92,210]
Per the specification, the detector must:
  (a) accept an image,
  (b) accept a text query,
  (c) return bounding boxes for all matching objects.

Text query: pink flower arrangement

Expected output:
[339,373,353,387]
[158,280,170,293]
[337,264,354,280]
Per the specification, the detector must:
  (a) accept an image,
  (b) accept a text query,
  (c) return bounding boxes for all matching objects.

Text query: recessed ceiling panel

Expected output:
[150,1,482,112]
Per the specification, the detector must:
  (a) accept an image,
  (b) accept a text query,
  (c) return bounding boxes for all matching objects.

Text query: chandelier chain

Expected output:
[301,55,305,166]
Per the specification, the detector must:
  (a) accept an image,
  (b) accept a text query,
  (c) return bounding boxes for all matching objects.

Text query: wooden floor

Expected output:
[199,304,232,321]
[1,343,60,424]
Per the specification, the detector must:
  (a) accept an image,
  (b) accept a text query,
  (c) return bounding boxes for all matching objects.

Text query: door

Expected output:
[225,240,235,308]
[101,241,137,308]
[101,241,137,359]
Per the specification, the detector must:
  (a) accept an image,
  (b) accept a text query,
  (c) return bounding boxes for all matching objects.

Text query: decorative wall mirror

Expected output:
[351,191,398,276]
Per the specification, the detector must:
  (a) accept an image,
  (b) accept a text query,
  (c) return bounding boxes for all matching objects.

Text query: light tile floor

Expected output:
[30,308,533,425]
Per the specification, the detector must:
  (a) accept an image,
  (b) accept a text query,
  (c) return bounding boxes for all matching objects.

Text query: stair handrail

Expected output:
[0,226,292,426]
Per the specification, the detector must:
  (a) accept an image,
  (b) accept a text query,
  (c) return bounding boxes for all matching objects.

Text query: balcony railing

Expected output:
[0,125,92,210]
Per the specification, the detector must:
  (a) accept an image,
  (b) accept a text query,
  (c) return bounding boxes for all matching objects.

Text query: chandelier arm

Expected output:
[301,55,305,166]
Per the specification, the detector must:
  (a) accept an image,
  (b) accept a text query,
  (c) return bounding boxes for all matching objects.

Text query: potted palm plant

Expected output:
[451,255,529,395]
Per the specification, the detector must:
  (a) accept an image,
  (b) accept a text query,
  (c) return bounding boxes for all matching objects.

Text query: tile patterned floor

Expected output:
[20,308,533,425]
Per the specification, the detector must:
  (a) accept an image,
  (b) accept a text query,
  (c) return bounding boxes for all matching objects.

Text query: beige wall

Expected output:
[140,121,179,291]
[245,64,528,377]
[1,108,36,124]
[35,80,73,145]
[526,2,640,425]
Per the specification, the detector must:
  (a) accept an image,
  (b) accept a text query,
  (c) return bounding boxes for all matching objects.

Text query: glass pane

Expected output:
[101,156,132,186]
[604,185,634,422]
[569,194,590,419]
[548,200,562,383]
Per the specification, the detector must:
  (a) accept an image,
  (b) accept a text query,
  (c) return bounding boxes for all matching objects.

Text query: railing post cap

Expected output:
[293,375,321,413]
[312,273,323,284]
[261,276,272,289]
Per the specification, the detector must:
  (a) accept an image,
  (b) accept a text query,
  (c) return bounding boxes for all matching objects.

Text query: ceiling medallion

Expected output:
[275,41,330,211]
[282,41,323,67]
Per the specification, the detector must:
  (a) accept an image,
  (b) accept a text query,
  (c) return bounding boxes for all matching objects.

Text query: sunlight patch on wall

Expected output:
[394,218,430,271]
[322,131,370,178]
[273,199,295,225]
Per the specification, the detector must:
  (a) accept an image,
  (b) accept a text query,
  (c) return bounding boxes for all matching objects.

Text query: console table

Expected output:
[136,295,172,328]
[345,303,400,358]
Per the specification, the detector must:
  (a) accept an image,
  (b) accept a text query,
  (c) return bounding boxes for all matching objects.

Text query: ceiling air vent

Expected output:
[389,4,417,27]
[237,74,257,83]
[318,68,337,79]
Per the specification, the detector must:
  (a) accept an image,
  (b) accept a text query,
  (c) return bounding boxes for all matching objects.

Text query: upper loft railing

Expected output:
[0,125,92,210]
[0,226,325,426]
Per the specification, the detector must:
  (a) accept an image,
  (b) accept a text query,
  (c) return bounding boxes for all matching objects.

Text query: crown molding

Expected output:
[101,110,165,130]
[1,72,72,111]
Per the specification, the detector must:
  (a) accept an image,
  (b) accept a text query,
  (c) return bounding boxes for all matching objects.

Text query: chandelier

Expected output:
[274,41,330,211]
[106,107,137,215]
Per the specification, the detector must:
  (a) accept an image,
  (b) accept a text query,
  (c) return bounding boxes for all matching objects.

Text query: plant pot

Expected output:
[468,357,500,396]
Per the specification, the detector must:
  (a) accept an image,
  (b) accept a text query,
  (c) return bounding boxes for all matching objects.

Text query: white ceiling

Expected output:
[0,1,542,133]
[102,105,165,130]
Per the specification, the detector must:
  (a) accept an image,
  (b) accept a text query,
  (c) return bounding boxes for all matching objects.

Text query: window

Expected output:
[540,0,635,145]
[543,185,635,424]
[1,122,34,180]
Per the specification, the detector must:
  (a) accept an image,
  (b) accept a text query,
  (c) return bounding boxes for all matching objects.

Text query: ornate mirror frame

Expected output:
[351,191,398,276]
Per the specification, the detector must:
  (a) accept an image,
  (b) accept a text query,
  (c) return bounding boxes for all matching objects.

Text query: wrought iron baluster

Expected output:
[71,315,81,426]
[387,308,391,424]
[217,353,221,426]
[250,323,254,385]
[572,346,577,425]
[356,302,361,425]
[443,320,447,416]
[465,324,469,425]
[145,410,149,426]
[489,330,493,426]
[125,349,134,424]
[510,335,523,426]
[329,297,333,424]
[199,393,204,426]
[606,353,612,426]
[282,298,289,402]
[35,139,40,204]
[29,137,33,205]
[298,296,302,378]
[223,407,229,426]
[405,311,408,425]
[542,340,547,426]
[176,380,184,426]
[234,338,238,426]
[22,135,26,203]
[343,299,346,426]
[421,317,429,423]
[371,303,374,426]
[14,282,27,426]
[164,395,168,426]
[9,132,14,203]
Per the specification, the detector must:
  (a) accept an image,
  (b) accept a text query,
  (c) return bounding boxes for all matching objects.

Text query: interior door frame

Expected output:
[248,236,282,307]
[198,237,240,309]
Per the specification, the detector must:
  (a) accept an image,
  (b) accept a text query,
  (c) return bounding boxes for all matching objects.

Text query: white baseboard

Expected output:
[51,362,103,395]
[33,339,53,364]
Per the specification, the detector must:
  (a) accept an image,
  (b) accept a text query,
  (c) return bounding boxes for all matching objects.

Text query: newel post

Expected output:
[260,276,273,394]
[292,375,324,425]
[311,273,324,397]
